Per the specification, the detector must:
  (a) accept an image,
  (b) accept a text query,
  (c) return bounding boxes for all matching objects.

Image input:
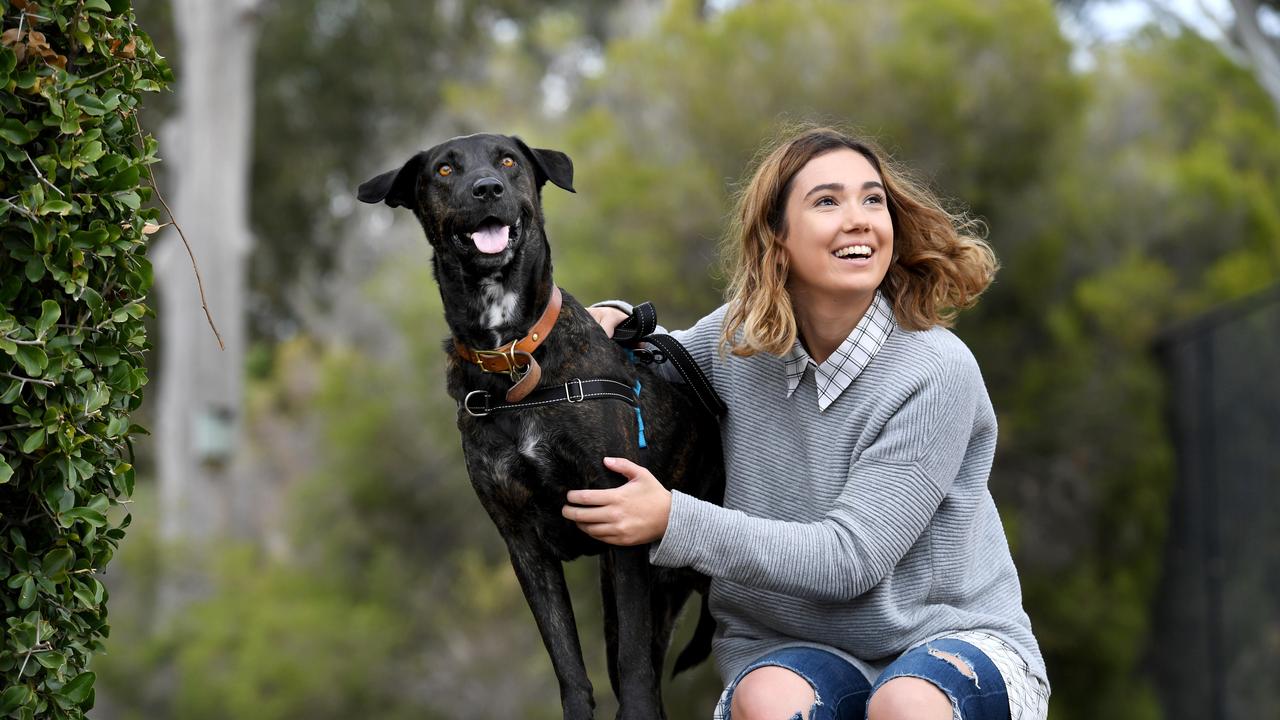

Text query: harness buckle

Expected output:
[566,378,586,403]
[463,390,492,417]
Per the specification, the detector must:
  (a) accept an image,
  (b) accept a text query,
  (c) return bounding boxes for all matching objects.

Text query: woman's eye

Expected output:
[500,156,516,168]
[438,165,453,177]
[816,196,836,207]
[864,193,884,205]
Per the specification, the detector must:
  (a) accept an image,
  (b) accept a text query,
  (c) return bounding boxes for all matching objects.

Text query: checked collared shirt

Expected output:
[782,290,895,411]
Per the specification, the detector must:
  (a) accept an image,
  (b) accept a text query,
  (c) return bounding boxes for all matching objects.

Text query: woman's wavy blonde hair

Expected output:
[720,125,998,356]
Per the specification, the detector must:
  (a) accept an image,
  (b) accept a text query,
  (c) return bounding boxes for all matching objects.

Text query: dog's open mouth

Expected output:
[467,217,522,255]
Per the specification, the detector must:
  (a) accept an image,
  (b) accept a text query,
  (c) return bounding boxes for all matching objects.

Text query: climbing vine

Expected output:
[0,0,169,716]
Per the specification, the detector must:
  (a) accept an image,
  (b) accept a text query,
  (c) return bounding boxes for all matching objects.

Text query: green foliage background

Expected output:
[92,1,1280,719]
[0,0,169,716]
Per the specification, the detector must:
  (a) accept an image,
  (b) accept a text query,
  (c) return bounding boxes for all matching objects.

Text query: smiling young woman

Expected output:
[571,126,1049,720]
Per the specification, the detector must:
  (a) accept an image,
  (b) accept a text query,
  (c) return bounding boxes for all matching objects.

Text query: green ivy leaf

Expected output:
[18,576,36,608]
[43,548,75,578]
[0,45,17,79]
[79,141,105,163]
[31,221,54,252]
[72,228,109,247]
[25,256,47,283]
[0,685,32,715]
[0,458,12,484]
[81,345,119,367]
[72,580,97,609]
[60,455,78,485]
[75,94,110,116]
[34,650,67,671]
[59,508,107,528]
[21,428,46,453]
[0,119,36,145]
[114,191,141,210]
[60,672,95,706]
[102,166,140,192]
[14,346,48,376]
[39,200,75,216]
[80,287,103,314]
[36,300,62,338]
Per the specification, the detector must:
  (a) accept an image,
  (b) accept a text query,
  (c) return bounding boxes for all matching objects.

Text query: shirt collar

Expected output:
[782,290,895,411]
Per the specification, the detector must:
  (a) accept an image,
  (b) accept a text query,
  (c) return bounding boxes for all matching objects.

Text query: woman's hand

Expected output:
[587,306,629,338]
[562,457,672,546]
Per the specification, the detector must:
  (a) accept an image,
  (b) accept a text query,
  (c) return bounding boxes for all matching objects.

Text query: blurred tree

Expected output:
[967,23,1280,720]
[1061,0,1280,115]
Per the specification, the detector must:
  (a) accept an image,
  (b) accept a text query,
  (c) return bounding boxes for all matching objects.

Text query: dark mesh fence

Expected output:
[1151,285,1280,720]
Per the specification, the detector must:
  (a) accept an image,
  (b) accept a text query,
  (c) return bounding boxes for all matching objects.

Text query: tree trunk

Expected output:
[1230,0,1280,115]
[152,0,260,619]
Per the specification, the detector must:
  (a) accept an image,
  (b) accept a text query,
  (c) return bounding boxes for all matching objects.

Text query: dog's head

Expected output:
[357,133,574,270]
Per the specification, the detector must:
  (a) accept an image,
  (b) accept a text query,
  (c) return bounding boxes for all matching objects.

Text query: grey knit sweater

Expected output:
[640,303,1048,688]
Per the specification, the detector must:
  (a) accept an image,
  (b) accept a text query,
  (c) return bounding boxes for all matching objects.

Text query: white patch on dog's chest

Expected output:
[479,275,520,330]
[519,424,542,464]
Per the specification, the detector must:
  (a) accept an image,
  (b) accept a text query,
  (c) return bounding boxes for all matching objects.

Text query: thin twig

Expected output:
[132,118,224,350]
[1,371,56,387]
[17,621,40,679]
[0,197,39,220]
[1,334,45,346]
[0,422,39,431]
[25,151,66,198]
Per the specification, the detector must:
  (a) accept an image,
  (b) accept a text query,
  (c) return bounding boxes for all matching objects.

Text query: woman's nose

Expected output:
[842,207,871,232]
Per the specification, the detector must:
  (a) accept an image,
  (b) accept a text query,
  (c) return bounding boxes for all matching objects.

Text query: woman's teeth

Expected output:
[833,245,872,259]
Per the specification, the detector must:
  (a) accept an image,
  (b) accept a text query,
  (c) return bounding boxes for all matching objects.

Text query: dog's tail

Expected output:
[671,591,716,678]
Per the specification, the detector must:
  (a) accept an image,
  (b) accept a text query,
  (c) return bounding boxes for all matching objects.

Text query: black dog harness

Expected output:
[463,378,637,417]
[460,300,726,433]
[612,302,727,419]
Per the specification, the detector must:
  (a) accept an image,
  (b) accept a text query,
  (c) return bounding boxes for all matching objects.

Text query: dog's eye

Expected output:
[501,156,516,168]
[438,165,453,177]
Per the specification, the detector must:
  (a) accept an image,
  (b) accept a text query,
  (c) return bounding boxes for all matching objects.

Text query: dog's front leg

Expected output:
[504,535,596,720]
[609,545,664,720]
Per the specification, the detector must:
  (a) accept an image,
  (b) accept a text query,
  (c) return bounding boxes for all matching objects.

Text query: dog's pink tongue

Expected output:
[470,225,510,254]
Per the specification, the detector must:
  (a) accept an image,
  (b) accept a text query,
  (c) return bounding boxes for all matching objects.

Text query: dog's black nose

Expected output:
[472,177,504,200]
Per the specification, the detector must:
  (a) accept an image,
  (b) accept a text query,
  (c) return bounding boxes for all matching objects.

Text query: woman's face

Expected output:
[780,148,894,307]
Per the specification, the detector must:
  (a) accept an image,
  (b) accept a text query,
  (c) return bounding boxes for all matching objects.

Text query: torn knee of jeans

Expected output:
[928,646,980,689]
[728,664,822,720]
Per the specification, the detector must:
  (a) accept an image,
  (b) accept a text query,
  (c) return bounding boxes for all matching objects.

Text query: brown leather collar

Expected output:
[455,285,562,402]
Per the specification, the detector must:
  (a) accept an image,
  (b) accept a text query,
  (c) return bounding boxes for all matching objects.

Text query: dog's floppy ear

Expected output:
[512,137,575,194]
[357,152,427,208]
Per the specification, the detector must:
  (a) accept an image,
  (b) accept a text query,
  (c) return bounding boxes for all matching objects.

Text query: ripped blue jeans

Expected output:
[715,639,1009,720]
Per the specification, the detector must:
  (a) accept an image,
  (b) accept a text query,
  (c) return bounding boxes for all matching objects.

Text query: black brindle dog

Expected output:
[358,134,724,720]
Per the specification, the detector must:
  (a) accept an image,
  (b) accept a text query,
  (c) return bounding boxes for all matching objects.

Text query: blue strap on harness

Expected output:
[623,350,648,448]
[633,380,647,448]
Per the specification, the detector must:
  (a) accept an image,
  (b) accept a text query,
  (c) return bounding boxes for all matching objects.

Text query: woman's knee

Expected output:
[867,677,952,720]
[729,665,818,720]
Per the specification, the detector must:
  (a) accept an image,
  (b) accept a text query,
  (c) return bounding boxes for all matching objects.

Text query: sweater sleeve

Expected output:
[649,352,981,601]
